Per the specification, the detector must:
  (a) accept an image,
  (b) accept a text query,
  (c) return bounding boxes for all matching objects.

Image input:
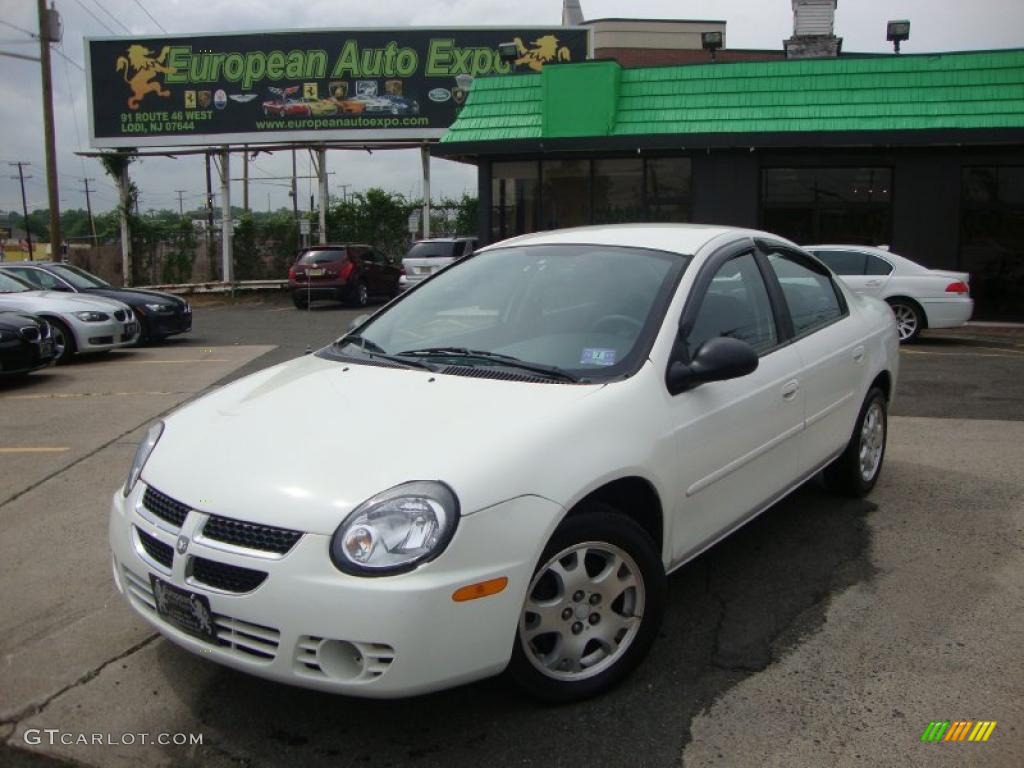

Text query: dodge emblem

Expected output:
[176,535,189,555]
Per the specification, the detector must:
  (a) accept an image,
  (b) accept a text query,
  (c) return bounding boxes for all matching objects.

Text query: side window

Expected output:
[814,250,866,275]
[686,252,778,357]
[865,254,894,275]
[361,249,380,263]
[10,268,61,289]
[764,249,845,336]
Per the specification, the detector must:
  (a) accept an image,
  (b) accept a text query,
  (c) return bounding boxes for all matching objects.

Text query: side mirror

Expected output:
[666,336,759,395]
[347,313,369,332]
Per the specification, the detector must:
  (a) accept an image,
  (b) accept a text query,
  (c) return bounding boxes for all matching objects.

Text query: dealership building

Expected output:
[436,6,1024,319]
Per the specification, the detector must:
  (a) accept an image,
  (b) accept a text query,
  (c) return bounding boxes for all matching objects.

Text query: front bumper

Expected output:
[140,307,192,338]
[109,482,562,697]
[0,336,54,375]
[69,317,138,352]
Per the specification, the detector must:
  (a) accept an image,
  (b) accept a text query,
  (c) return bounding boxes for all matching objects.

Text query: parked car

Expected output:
[0,262,191,344]
[0,271,138,363]
[0,310,56,377]
[110,224,898,702]
[399,236,478,291]
[805,245,973,342]
[287,244,401,309]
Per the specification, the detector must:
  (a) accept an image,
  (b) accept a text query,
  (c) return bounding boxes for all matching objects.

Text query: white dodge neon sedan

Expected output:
[110,225,898,701]
[806,245,973,342]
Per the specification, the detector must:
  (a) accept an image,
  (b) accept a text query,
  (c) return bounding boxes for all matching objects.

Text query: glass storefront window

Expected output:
[541,160,590,230]
[646,158,691,222]
[960,166,1024,320]
[761,167,893,245]
[491,161,539,241]
[593,159,644,224]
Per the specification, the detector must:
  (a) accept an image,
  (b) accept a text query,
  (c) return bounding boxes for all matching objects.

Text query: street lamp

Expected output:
[887,20,910,54]
[701,31,723,62]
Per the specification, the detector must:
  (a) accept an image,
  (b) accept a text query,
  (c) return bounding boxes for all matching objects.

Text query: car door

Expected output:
[358,248,383,294]
[667,245,804,566]
[759,242,865,475]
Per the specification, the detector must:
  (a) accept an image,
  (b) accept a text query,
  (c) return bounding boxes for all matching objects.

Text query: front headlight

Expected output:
[123,421,164,497]
[145,303,174,314]
[75,311,110,322]
[330,481,459,576]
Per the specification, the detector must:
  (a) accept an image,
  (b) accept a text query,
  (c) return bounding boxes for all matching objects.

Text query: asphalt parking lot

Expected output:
[2,293,1022,768]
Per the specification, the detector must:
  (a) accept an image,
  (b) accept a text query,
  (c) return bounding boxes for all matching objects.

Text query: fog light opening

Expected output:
[317,639,365,680]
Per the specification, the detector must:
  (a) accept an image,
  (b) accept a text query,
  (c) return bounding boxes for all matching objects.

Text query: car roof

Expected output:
[485,224,784,256]
[302,243,372,249]
[413,237,477,243]
[805,244,923,272]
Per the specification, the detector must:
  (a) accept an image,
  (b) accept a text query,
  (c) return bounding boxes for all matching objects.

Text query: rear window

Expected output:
[297,249,347,265]
[406,242,459,260]
[814,250,866,276]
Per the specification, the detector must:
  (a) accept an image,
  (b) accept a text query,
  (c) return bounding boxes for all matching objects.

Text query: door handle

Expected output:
[853,345,865,364]
[781,380,800,401]
[865,280,882,287]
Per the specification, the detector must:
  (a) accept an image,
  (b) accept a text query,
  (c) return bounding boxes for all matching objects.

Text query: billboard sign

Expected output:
[85,27,590,148]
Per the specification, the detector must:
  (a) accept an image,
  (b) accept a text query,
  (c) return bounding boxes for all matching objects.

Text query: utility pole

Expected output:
[205,152,215,279]
[80,177,98,248]
[9,162,34,259]
[38,0,61,257]
[175,189,186,216]
[338,184,350,203]
[242,149,249,212]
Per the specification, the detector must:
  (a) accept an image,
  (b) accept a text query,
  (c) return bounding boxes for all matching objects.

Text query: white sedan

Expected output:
[806,245,973,342]
[0,271,139,362]
[110,225,898,701]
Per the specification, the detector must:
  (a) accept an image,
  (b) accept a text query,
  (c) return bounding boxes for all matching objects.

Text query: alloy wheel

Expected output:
[859,400,885,482]
[519,542,645,682]
[892,304,918,341]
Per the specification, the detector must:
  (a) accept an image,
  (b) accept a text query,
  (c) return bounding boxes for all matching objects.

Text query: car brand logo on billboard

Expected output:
[86,27,590,147]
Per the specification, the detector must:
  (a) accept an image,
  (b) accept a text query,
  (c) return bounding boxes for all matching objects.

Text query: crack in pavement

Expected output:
[2,634,160,733]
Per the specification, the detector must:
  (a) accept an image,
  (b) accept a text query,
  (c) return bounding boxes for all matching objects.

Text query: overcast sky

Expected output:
[1,0,1022,220]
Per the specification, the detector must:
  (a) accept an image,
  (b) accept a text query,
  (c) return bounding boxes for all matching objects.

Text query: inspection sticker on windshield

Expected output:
[580,348,617,366]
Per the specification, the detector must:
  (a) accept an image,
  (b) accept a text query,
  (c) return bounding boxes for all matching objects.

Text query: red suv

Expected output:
[287,244,401,309]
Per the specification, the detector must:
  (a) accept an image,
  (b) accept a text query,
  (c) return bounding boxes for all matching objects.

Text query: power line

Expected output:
[0,19,37,38]
[73,0,115,34]
[131,0,167,34]
[90,0,131,35]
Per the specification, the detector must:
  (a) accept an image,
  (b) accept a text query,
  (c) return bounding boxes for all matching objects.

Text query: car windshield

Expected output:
[47,264,109,288]
[297,249,346,265]
[406,242,459,259]
[0,272,32,293]
[331,244,687,381]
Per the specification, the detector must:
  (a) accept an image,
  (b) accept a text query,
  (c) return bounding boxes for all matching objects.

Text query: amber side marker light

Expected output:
[452,577,509,602]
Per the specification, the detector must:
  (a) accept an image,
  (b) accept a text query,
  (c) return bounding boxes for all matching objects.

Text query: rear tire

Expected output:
[47,318,76,364]
[347,280,369,308]
[824,387,888,498]
[292,293,309,309]
[887,299,923,343]
[508,505,665,702]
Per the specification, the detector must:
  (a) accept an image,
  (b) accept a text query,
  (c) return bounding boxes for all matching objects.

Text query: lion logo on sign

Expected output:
[512,35,572,72]
[115,44,176,110]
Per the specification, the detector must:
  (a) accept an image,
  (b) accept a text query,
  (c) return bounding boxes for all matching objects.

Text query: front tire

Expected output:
[824,387,888,498]
[48,318,76,364]
[508,505,665,702]
[887,299,923,343]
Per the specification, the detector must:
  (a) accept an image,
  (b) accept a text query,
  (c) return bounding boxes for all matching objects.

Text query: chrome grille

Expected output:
[142,486,190,528]
[202,515,302,555]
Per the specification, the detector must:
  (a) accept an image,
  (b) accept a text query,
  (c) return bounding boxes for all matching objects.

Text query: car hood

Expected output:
[0,291,129,313]
[85,287,185,307]
[142,353,603,534]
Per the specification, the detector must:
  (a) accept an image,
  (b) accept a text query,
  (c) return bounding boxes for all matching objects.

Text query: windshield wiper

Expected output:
[334,335,435,371]
[398,347,580,383]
